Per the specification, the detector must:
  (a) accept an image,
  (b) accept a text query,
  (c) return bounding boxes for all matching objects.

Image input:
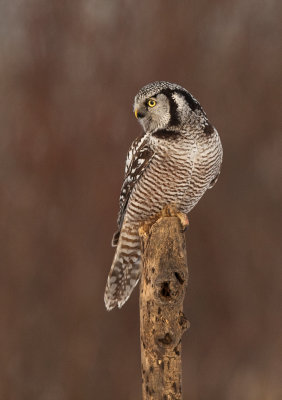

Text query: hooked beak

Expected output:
[134,107,145,119]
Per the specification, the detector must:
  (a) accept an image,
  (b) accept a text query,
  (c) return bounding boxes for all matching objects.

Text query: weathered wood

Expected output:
[139,209,189,400]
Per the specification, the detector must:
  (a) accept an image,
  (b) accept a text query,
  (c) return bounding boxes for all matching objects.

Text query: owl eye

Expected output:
[147,99,156,108]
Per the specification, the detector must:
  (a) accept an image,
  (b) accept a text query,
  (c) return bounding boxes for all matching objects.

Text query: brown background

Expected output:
[0,1,281,399]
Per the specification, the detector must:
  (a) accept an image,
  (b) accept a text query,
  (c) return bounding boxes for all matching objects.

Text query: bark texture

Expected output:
[139,211,189,400]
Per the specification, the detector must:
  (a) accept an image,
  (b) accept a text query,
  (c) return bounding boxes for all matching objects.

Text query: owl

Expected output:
[104,81,223,311]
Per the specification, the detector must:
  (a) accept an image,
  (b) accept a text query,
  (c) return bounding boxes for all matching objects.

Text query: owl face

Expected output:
[133,81,211,135]
[133,91,171,133]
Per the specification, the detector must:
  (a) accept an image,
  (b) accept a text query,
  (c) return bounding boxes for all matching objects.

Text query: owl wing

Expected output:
[111,135,154,246]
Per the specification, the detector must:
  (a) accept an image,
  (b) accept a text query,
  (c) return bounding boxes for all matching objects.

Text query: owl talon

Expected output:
[159,206,189,231]
[176,212,189,231]
[139,222,151,239]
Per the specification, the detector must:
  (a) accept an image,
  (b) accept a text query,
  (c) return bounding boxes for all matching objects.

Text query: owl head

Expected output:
[133,81,213,135]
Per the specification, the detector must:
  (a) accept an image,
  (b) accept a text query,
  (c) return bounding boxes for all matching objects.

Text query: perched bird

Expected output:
[104,81,223,311]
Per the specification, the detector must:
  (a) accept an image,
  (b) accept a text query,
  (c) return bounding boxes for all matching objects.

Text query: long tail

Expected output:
[104,225,141,310]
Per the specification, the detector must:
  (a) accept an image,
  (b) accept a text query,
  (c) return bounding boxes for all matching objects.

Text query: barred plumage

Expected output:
[104,81,223,310]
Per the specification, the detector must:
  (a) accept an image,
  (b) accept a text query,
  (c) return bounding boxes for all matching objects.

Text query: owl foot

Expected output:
[139,206,189,239]
[139,212,166,240]
[176,212,189,231]
[138,222,151,240]
[159,205,189,231]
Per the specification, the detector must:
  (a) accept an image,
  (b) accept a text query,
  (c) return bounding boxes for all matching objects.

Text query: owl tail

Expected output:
[104,226,141,311]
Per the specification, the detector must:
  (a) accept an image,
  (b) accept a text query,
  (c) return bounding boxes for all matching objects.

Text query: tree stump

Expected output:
[139,208,189,400]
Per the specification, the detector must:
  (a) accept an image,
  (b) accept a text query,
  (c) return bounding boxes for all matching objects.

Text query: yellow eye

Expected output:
[148,99,156,107]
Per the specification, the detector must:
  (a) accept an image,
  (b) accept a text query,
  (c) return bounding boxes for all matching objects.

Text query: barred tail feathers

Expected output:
[104,227,141,311]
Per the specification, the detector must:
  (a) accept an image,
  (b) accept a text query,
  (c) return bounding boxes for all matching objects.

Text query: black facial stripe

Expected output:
[159,88,179,126]
[152,129,181,140]
[174,88,202,112]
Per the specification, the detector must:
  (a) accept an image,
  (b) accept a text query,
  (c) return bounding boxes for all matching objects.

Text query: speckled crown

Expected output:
[135,81,186,102]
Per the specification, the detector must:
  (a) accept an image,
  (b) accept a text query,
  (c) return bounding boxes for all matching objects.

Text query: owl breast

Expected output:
[123,131,221,225]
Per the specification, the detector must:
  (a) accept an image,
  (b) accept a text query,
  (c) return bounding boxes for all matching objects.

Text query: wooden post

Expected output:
[139,207,189,400]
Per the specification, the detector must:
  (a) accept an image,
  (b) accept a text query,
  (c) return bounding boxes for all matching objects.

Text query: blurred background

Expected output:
[0,1,281,399]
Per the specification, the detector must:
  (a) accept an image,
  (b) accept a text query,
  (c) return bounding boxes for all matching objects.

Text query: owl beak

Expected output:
[134,108,145,119]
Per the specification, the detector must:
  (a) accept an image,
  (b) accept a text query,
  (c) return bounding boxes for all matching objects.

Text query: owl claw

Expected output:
[159,205,189,231]
[176,212,189,231]
[139,206,189,234]
[138,223,151,239]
